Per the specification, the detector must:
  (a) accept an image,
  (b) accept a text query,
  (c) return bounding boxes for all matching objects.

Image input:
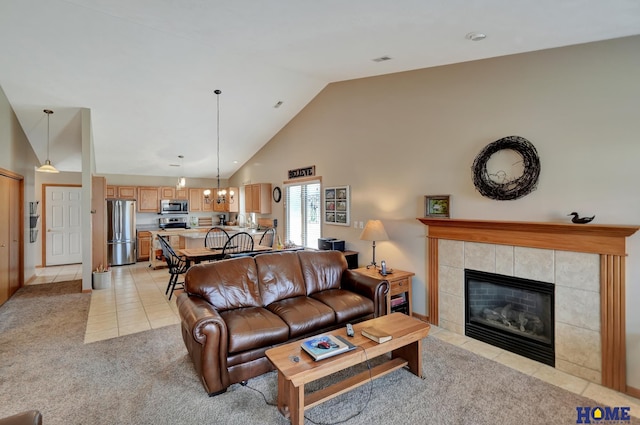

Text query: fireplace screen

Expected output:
[465,269,555,366]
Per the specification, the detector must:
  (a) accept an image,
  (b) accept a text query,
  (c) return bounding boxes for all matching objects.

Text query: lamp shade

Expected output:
[359,220,389,241]
[37,160,59,173]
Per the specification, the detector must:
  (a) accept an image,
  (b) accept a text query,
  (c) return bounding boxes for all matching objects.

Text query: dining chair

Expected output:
[158,235,187,300]
[204,226,230,249]
[221,232,254,256]
[258,227,276,247]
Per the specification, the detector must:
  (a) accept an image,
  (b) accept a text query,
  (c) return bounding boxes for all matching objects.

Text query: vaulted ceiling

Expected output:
[1,1,639,179]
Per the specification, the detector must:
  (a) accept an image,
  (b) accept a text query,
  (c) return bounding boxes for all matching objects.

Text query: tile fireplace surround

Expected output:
[417,218,639,394]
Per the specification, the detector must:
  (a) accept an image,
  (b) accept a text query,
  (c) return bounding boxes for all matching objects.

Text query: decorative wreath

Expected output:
[471,136,540,201]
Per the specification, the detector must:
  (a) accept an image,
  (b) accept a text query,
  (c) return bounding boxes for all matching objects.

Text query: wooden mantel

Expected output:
[417,218,639,256]
[417,217,639,393]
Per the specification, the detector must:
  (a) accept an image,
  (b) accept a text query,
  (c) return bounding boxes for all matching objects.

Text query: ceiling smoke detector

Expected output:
[466,32,487,41]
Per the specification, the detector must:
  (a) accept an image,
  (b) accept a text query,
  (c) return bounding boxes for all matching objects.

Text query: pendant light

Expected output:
[214,89,225,204]
[37,109,59,173]
[176,155,186,189]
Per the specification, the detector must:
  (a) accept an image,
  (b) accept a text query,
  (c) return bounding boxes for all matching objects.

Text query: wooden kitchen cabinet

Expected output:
[159,186,188,200]
[117,186,137,199]
[137,231,152,261]
[244,183,271,214]
[137,186,160,212]
[106,185,136,199]
[202,188,214,212]
[160,187,175,199]
[175,188,188,200]
[188,188,203,212]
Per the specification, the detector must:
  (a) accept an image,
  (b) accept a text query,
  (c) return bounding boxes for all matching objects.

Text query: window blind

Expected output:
[284,180,321,249]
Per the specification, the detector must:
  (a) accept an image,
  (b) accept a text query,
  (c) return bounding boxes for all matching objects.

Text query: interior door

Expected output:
[0,172,22,306]
[0,175,10,304]
[45,186,82,266]
[8,175,20,295]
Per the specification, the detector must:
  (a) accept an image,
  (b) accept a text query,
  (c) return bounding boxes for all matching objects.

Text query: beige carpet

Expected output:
[1,281,638,425]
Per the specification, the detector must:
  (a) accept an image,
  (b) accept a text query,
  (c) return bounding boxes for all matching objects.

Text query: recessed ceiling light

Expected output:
[466,32,486,41]
[372,56,392,62]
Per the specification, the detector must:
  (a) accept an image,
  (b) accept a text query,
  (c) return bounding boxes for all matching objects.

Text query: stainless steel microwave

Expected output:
[159,199,189,214]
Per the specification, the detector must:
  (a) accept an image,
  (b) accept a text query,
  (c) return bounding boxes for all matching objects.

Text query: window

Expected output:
[284,180,321,249]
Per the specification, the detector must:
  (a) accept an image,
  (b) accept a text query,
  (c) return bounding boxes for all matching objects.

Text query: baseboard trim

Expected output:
[413,312,428,323]
[626,385,640,399]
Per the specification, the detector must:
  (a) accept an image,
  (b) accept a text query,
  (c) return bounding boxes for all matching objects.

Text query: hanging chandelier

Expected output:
[36,109,59,173]
[176,155,186,189]
[213,89,226,204]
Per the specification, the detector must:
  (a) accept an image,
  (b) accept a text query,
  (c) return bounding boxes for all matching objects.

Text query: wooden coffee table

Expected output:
[265,313,430,425]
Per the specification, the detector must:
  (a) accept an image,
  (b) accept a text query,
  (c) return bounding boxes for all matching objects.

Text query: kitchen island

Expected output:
[148,226,268,269]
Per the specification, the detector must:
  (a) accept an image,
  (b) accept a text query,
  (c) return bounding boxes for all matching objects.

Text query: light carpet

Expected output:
[0,281,638,425]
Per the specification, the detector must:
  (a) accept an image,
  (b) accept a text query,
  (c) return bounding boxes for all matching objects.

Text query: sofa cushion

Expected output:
[185,257,261,311]
[311,289,375,323]
[267,296,335,338]
[219,307,289,354]
[256,251,306,306]
[297,250,347,295]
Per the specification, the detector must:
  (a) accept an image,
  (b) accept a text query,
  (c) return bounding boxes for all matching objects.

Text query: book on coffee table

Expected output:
[361,326,392,343]
[301,334,356,361]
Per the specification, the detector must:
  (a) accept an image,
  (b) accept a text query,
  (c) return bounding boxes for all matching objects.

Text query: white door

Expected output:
[45,186,82,266]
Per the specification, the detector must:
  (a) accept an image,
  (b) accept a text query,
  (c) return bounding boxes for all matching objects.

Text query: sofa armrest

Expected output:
[0,411,42,425]
[341,270,389,317]
[177,293,232,395]
[177,293,228,346]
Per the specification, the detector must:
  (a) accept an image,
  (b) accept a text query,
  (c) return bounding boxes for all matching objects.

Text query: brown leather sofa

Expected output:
[0,411,42,425]
[177,250,389,396]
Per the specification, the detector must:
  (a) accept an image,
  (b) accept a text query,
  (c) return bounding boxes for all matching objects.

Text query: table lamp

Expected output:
[359,219,389,269]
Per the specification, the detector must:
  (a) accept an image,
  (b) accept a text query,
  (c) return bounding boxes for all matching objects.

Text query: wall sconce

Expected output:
[203,189,212,204]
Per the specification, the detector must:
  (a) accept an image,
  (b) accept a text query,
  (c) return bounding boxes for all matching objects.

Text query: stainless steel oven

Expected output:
[159,199,189,214]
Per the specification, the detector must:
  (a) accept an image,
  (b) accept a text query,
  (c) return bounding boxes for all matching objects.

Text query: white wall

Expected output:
[229,36,640,388]
[0,85,41,283]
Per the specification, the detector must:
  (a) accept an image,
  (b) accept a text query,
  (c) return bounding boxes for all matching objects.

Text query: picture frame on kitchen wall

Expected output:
[324,186,350,226]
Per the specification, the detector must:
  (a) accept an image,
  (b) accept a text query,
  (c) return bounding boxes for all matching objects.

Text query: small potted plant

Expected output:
[92,264,111,290]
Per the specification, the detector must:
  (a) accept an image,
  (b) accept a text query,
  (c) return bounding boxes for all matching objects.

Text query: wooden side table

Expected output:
[353,267,414,316]
[342,250,358,269]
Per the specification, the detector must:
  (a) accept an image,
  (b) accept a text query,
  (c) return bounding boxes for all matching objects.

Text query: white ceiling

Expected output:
[1,1,639,179]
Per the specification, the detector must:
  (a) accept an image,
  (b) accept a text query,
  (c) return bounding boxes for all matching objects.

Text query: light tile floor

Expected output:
[31,263,640,417]
[31,262,183,344]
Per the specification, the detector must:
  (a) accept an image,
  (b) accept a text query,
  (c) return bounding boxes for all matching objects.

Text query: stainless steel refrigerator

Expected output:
[107,199,137,266]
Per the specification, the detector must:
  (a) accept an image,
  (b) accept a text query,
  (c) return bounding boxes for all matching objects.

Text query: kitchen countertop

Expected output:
[139,226,265,236]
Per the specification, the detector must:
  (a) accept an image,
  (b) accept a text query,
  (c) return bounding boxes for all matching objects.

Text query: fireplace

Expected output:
[465,269,555,366]
[418,217,639,392]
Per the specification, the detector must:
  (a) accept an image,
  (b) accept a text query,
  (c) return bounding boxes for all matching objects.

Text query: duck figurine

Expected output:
[568,212,595,224]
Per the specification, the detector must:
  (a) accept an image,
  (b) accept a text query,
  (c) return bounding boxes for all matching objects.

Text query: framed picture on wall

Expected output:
[324,186,350,226]
[425,195,450,218]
